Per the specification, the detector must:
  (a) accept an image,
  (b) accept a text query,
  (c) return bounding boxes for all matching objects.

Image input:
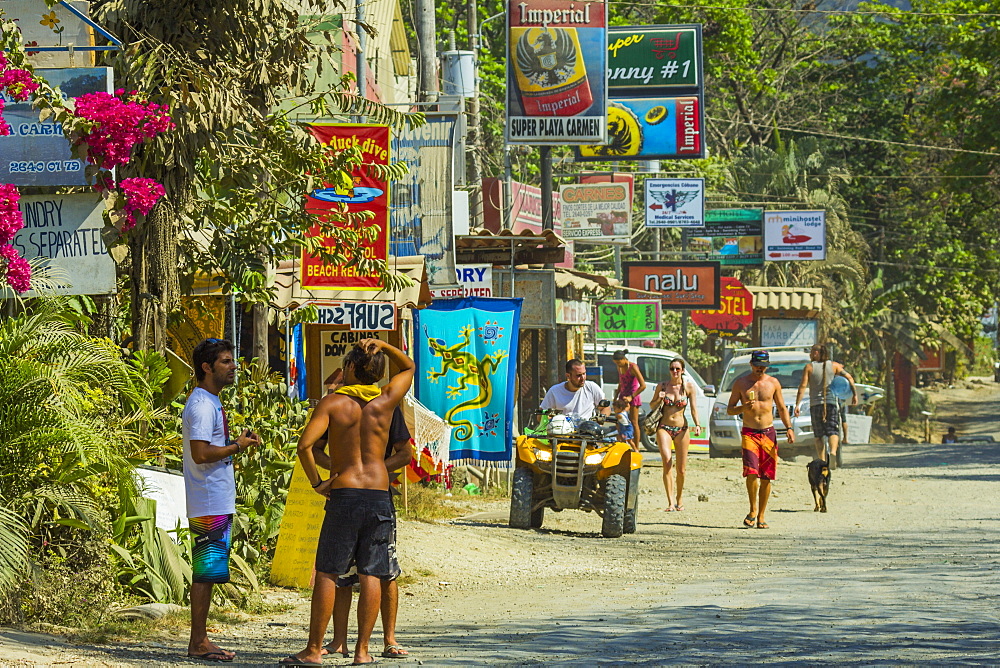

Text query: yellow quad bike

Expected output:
[509,405,642,538]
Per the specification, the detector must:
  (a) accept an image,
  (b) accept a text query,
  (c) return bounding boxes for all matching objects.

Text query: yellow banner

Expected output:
[269,461,327,589]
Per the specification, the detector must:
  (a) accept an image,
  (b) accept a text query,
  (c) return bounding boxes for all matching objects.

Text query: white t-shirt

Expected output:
[182,387,236,517]
[540,381,606,419]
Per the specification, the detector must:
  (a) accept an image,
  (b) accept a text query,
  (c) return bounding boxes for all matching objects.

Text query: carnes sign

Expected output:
[624,261,720,309]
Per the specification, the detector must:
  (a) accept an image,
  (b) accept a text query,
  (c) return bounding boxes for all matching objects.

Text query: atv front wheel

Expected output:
[601,473,627,538]
[510,467,534,529]
[623,494,638,534]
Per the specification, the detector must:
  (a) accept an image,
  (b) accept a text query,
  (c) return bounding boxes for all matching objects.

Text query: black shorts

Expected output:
[336,508,401,587]
[810,404,840,438]
[316,488,396,579]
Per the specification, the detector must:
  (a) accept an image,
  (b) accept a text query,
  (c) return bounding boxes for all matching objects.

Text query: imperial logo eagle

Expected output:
[516,28,577,87]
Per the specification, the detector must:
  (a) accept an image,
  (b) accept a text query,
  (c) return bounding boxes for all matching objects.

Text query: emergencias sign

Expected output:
[559,181,631,241]
[624,261,721,310]
[506,0,608,145]
[645,178,704,227]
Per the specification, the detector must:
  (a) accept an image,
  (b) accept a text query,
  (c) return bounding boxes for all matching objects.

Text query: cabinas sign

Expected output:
[623,261,721,310]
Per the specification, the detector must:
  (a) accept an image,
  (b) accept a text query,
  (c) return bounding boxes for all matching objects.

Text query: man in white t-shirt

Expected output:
[181,338,259,663]
[540,359,609,419]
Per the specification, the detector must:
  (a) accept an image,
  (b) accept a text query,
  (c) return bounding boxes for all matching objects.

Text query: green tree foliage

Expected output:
[90,0,419,350]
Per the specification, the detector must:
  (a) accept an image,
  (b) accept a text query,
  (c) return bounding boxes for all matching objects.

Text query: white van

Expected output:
[584,344,716,452]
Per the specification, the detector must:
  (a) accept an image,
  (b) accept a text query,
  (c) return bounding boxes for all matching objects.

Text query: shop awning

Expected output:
[272,256,432,309]
[456,229,566,265]
[747,286,823,313]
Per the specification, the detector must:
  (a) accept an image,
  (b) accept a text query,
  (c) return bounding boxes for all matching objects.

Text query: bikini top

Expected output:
[659,384,687,408]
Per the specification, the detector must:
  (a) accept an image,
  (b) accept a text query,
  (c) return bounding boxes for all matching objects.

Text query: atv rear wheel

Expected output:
[601,473,627,538]
[509,467,534,529]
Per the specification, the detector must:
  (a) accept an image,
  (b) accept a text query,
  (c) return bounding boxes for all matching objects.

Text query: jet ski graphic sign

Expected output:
[763,210,826,261]
[301,124,390,289]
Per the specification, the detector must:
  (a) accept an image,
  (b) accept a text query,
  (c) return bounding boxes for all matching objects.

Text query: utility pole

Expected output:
[540,146,559,387]
[416,0,438,102]
[355,0,366,98]
[467,0,483,227]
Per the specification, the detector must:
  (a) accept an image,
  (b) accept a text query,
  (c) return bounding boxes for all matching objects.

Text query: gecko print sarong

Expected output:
[414,297,522,462]
[742,426,778,481]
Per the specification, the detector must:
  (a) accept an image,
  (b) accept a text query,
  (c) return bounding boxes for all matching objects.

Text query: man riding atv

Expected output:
[510,359,640,538]
[540,359,611,419]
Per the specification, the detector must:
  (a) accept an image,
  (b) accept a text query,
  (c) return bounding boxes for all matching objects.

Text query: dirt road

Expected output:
[3,382,999,666]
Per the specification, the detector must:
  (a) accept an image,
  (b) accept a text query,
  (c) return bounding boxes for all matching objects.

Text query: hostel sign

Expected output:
[690,277,753,338]
[506,0,608,145]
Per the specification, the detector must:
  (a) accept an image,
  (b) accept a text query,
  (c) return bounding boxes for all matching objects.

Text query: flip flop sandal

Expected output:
[322,644,350,658]
[186,651,235,663]
[382,645,409,658]
[278,656,321,667]
[756,521,770,529]
[743,514,757,527]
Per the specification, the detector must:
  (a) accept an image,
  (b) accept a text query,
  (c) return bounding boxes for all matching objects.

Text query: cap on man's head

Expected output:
[750,350,770,366]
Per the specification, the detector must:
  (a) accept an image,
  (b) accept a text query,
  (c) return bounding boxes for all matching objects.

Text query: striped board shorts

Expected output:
[190,514,233,584]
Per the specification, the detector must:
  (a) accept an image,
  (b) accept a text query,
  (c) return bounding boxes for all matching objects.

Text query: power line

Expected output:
[708,117,1000,157]
[608,2,1000,19]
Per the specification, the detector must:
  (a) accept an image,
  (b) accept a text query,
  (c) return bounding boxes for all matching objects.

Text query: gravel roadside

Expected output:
[3,380,999,666]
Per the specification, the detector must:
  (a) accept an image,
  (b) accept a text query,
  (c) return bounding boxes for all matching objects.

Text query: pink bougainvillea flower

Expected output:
[0,244,32,294]
[73,90,175,170]
[0,184,24,245]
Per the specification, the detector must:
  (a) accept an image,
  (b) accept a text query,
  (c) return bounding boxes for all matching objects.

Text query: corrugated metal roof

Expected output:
[456,229,566,265]
[746,285,822,312]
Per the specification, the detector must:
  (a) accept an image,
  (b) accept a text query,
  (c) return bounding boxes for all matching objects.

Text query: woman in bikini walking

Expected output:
[650,358,701,512]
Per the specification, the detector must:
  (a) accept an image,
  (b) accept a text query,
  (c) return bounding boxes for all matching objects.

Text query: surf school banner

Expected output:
[413,297,522,462]
[301,124,390,290]
[506,0,608,145]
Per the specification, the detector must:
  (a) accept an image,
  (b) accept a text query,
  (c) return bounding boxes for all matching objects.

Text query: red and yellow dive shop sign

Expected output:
[301,124,390,290]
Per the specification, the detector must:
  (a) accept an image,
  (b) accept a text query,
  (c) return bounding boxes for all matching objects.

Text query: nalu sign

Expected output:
[623,261,721,309]
[313,302,396,331]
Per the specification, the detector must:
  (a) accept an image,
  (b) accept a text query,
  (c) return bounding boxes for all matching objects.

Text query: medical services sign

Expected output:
[763,210,826,261]
[506,0,608,145]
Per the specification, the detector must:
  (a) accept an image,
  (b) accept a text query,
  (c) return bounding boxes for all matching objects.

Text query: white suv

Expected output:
[584,344,716,453]
[708,347,815,458]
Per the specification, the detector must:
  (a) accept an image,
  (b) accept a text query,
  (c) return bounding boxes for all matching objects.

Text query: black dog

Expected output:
[807,459,830,513]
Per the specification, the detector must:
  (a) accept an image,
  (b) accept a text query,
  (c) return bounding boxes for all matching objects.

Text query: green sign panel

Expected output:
[607,25,702,91]
[704,208,763,223]
[683,210,764,266]
[595,300,662,339]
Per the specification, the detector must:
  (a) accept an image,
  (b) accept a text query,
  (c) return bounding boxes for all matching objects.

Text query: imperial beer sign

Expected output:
[506,0,608,145]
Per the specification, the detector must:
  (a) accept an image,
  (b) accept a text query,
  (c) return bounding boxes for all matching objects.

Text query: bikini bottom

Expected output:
[658,422,688,437]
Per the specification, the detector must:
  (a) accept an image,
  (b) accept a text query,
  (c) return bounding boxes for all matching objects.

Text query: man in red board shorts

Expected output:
[726,350,795,530]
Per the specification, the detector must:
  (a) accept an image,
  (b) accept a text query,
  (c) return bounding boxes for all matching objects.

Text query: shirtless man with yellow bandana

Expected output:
[284,339,414,667]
